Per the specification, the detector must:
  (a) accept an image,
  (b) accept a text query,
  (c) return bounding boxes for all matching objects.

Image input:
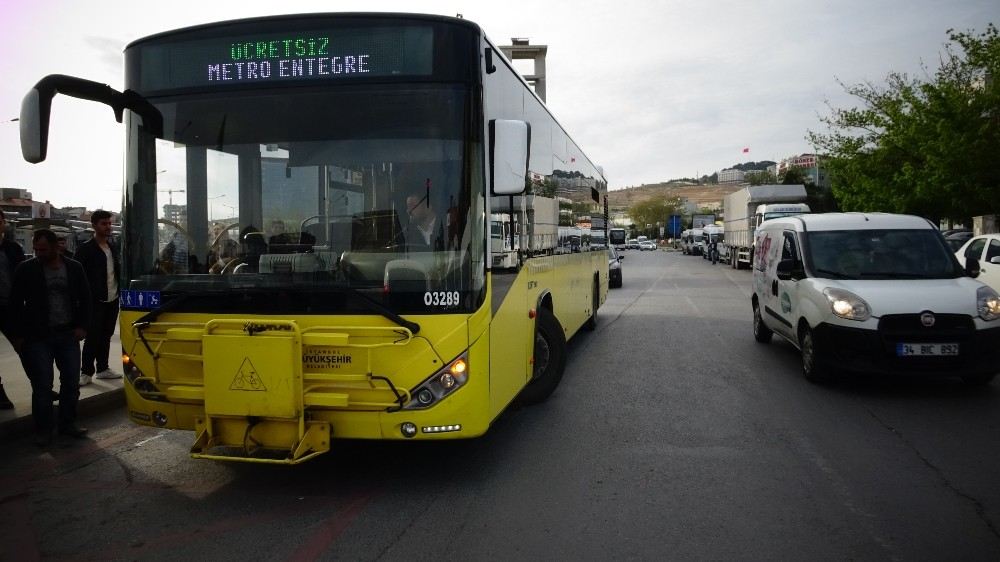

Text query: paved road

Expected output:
[3,250,1000,561]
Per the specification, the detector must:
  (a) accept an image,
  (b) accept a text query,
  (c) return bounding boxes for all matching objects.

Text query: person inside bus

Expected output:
[268,219,295,245]
[405,186,444,252]
[208,222,239,273]
[159,230,191,274]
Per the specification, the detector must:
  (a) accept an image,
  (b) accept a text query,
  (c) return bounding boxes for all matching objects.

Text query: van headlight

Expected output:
[978,286,1000,321]
[822,288,871,321]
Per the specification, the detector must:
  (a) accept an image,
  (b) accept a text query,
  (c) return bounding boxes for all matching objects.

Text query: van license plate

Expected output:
[896,343,959,356]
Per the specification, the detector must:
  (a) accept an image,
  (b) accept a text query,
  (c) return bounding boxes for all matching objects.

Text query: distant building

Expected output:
[778,153,829,187]
[718,169,745,184]
[163,204,187,224]
[55,206,87,219]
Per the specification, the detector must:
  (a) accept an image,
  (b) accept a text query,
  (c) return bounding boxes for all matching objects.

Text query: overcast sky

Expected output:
[0,0,996,211]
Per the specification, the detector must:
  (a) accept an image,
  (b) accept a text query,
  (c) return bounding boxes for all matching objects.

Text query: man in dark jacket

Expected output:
[10,229,92,444]
[0,209,26,409]
[74,210,121,386]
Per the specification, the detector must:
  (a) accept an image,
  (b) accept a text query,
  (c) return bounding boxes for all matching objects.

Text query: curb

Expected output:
[0,388,125,441]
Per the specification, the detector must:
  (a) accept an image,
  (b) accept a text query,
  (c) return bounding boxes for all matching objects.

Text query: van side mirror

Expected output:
[776,259,804,281]
[490,119,530,195]
[991,256,1000,265]
[775,259,794,280]
[965,257,981,278]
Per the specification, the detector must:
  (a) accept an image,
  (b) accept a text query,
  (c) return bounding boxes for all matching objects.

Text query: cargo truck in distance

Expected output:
[722,185,810,269]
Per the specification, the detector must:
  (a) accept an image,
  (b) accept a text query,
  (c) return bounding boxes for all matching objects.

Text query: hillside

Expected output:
[607,182,743,210]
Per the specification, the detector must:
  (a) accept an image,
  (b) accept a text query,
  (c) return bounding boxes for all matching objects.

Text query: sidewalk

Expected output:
[0,328,125,441]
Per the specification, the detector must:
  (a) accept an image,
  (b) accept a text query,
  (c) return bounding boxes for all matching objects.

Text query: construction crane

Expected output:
[158,188,185,205]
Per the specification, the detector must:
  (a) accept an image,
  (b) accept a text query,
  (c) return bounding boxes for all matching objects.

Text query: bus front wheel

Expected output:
[519,308,567,405]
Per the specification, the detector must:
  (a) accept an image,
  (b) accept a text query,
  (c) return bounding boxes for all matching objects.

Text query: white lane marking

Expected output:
[135,432,169,447]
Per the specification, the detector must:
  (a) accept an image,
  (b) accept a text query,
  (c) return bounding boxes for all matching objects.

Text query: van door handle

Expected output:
[771,280,778,296]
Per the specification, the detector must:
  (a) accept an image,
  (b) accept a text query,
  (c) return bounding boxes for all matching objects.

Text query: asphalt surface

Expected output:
[2,249,1000,561]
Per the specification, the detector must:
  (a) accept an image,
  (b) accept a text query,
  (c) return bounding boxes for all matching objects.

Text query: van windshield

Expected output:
[805,229,961,280]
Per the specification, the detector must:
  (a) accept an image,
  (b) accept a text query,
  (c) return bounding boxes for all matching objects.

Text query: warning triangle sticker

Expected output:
[230,357,266,391]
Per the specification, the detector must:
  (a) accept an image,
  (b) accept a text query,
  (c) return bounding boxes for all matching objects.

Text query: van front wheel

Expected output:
[800,326,832,383]
[753,302,772,343]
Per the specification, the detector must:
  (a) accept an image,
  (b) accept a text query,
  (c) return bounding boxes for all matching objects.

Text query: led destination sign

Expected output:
[134,25,434,93]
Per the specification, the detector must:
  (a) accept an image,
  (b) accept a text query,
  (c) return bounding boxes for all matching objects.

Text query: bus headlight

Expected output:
[403,353,469,410]
[823,288,871,321]
[978,286,1000,321]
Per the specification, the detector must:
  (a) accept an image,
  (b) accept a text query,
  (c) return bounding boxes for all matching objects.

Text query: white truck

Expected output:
[492,194,560,265]
[722,184,810,269]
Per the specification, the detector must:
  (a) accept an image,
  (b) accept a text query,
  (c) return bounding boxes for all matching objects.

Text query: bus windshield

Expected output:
[123,84,483,314]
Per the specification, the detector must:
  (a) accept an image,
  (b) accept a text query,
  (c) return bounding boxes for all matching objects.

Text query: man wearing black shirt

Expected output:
[10,229,92,445]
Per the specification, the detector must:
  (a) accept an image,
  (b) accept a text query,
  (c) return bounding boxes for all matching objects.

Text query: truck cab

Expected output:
[754,203,811,229]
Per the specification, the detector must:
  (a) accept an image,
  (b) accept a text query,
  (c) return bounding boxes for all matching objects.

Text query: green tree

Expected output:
[749,171,778,185]
[808,25,1000,223]
[628,197,683,238]
[779,167,808,185]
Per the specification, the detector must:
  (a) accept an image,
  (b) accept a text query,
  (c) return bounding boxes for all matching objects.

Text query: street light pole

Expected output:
[208,194,225,221]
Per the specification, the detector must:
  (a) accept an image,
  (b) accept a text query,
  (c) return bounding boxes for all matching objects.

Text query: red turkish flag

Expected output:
[742,147,750,153]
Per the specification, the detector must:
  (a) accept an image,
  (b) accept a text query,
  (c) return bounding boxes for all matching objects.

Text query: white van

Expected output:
[701,224,724,261]
[683,228,704,255]
[751,213,1000,384]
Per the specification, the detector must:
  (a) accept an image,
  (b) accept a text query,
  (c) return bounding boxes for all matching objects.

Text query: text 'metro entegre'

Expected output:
[208,36,371,82]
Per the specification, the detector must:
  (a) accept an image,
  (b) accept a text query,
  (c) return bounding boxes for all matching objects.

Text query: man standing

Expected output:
[10,229,91,444]
[75,210,121,386]
[0,209,26,409]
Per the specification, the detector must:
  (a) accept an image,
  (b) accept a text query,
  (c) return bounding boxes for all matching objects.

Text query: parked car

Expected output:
[954,234,1000,293]
[944,230,974,252]
[751,213,1000,385]
[639,240,657,251]
[607,247,623,288]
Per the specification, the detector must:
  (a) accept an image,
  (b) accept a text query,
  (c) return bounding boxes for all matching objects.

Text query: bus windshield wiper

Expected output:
[322,286,421,335]
[132,292,199,326]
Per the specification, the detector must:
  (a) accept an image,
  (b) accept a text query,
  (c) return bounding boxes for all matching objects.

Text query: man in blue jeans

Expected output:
[9,229,92,445]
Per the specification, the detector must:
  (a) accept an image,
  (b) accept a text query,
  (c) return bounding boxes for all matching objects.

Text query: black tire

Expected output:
[585,281,598,331]
[800,326,832,383]
[961,373,996,386]
[753,302,772,343]
[518,308,567,405]
[610,272,622,289]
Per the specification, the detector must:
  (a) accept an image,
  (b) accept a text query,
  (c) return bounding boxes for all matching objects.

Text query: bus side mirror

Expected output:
[20,88,49,163]
[490,119,530,195]
[19,74,163,164]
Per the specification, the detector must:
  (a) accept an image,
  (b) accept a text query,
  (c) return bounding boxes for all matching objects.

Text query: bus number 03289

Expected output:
[424,291,461,307]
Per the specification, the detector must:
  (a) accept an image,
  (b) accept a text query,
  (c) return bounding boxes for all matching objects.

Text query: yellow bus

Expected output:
[20,13,608,463]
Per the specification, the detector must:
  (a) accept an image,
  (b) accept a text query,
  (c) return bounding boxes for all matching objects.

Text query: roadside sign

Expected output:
[668,215,682,237]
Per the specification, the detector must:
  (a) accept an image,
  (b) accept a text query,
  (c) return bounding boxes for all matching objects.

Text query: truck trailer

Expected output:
[722,184,810,269]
